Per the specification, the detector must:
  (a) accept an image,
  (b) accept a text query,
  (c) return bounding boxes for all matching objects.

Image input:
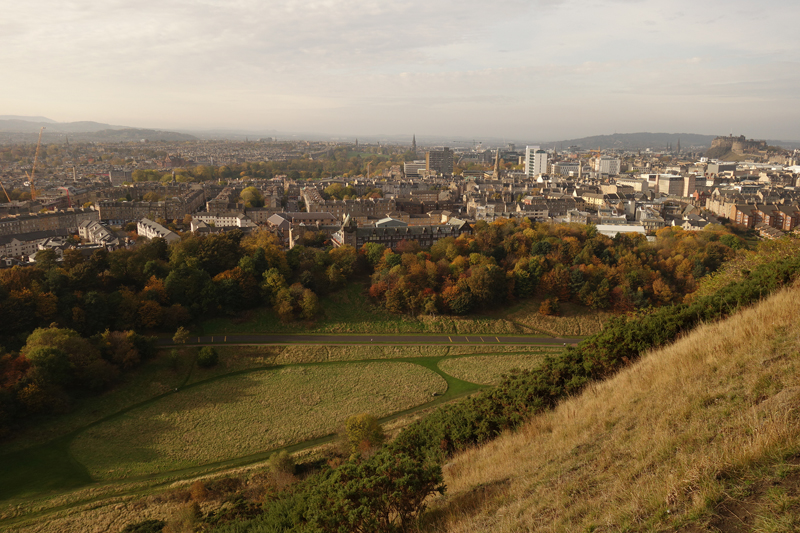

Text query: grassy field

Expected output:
[70,362,447,480]
[0,341,540,531]
[438,353,547,386]
[421,283,800,532]
[199,282,607,337]
[506,298,612,337]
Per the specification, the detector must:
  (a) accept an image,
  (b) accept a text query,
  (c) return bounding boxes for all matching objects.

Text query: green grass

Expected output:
[70,362,447,480]
[0,437,92,501]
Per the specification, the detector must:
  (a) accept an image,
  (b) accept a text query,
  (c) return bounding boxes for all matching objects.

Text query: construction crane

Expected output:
[26,126,45,200]
[0,180,11,203]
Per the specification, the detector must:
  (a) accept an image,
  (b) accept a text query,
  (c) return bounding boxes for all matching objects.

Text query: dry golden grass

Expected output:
[508,301,612,336]
[273,344,551,365]
[438,354,547,385]
[415,316,524,334]
[11,494,181,533]
[274,344,451,364]
[423,284,800,532]
[71,362,446,480]
[448,345,562,357]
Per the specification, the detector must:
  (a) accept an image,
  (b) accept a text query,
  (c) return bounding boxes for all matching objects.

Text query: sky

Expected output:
[4,0,800,141]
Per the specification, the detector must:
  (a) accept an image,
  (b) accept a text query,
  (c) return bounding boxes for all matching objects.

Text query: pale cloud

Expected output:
[2,0,800,140]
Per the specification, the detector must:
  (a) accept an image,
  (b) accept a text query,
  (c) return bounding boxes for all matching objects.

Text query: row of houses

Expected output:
[331,215,472,249]
[732,203,800,232]
[0,208,99,237]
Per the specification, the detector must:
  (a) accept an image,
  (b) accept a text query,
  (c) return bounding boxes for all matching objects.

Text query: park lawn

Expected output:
[200,282,608,337]
[70,362,447,480]
[438,352,557,386]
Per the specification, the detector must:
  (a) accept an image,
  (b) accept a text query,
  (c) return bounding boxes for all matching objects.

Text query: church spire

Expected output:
[411,134,417,155]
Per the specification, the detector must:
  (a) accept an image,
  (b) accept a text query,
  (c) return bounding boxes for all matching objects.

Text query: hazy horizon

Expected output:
[5,0,799,141]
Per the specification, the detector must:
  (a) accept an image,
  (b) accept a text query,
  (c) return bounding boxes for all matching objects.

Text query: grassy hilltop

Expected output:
[423,282,800,532]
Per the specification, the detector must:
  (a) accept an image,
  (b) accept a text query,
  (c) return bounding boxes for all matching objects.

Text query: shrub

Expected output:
[121,519,165,533]
[539,297,560,316]
[343,413,385,455]
[197,346,218,368]
[268,450,295,475]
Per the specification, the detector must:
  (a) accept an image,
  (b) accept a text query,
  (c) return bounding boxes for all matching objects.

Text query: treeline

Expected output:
[180,237,800,533]
[366,219,741,315]
[0,327,155,437]
[0,230,363,350]
[0,221,742,352]
[131,147,416,183]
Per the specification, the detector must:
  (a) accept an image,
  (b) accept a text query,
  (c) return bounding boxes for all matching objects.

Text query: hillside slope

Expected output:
[423,283,800,532]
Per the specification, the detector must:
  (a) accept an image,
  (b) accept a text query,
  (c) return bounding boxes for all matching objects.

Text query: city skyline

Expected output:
[4,0,800,140]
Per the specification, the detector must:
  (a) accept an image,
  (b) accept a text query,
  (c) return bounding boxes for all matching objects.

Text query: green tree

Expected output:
[308,449,444,533]
[300,289,320,320]
[239,186,264,207]
[343,413,386,455]
[172,326,189,345]
[268,450,295,475]
[197,346,218,368]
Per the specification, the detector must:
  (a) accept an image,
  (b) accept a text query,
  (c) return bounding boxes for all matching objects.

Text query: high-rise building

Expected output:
[426,148,453,176]
[404,160,426,178]
[596,157,621,176]
[524,146,548,177]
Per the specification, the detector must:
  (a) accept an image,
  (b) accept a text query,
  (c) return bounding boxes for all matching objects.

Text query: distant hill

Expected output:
[542,132,718,151]
[0,119,129,134]
[0,115,58,123]
[0,119,197,142]
[78,128,197,142]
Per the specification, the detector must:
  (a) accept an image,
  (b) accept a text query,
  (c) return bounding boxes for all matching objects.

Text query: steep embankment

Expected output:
[423,283,800,532]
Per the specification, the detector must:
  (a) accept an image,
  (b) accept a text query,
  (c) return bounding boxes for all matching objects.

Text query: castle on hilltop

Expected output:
[710,134,767,155]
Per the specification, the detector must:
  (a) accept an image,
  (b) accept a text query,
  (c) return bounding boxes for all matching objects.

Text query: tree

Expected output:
[308,449,444,533]
[197,346,218,368]
[300,289,320,320]
[343,413,386,455]
[239,186,264,208]
[172,326,189,345]
[268,450,295,475]
[539,297,560,316]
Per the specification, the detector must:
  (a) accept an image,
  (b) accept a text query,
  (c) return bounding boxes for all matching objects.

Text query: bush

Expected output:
[539,297,560,316]
[343,413,385,455]
[268,450,295,475]
[121,519,165,533]
[197,346,218,368]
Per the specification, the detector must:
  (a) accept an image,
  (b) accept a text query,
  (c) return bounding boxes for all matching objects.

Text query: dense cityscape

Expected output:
[3,131,800,265]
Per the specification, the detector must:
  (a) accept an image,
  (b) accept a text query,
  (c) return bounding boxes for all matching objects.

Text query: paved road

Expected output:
[158,334,582,346]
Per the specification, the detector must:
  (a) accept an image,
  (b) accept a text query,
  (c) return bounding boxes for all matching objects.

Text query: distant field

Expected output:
[439,353,548,386]
[70,362,446,480]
